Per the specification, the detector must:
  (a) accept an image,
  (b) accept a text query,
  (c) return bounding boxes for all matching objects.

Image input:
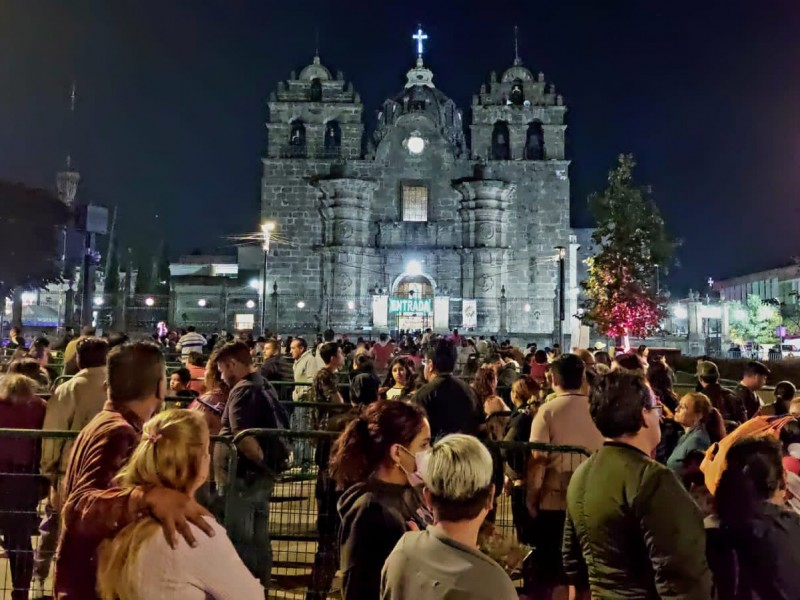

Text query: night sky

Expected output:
[2,0,799,292]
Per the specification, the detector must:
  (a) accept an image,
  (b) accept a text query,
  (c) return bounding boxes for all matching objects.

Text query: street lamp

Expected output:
[260,221,275,336]
[554,246,566,348]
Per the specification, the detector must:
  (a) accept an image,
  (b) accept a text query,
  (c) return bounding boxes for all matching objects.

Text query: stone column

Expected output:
[314,178,378,330]
[454,175,515,333]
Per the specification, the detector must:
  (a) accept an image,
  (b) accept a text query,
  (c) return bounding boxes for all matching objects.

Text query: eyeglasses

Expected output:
[646,403,664,415]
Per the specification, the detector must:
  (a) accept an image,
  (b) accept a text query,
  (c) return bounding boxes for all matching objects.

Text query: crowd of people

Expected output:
[1,325,800,599]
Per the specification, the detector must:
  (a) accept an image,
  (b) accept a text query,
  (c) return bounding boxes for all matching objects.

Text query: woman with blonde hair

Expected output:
[667,392,724,472]
[97,409,262,600]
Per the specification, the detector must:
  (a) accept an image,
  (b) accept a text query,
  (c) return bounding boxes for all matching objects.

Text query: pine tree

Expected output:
[581,154,675,342]
[134,253,154,295]
[103,248,120,295]
[155,242,170,296]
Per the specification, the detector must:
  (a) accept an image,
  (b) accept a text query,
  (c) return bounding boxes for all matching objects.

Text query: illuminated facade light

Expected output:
[347,301,355,310]
[524,303,531,312]
[407,135,425,155]
[246,299,256,309]
[93,297,104,306]
[144,297,155,307]
[297,301,306,309]
[405,260,423,276]
[197,299,207,307]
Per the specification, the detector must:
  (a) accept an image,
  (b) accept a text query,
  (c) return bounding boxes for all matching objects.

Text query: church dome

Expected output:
[374,58,465,157]
[501,61,535,83]
[298,55,332,81]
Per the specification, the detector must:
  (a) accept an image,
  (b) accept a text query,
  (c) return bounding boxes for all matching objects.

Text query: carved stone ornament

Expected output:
[335,273,354,293]
[477,274,494,293]
[477,222,495,241]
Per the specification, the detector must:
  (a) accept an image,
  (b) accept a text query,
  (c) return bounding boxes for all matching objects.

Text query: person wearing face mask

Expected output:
[381,434,517,600]
[330,400,432,600]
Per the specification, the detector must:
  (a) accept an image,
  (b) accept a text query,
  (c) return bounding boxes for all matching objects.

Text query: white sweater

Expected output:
[132,517,263,599]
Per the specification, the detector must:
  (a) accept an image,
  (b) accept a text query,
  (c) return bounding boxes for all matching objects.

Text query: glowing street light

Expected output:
[144,297,155,307]
[246,299,256,309]
[93,297,104,306]
[260,221,276,335]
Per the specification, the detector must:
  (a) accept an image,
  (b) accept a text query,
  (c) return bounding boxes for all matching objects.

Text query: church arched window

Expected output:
[524,121,544,160]
[310,78,322,102]
[491,121,511,160]
[286,120,306,158]
[510,78,525,106]
[324,120,342,157]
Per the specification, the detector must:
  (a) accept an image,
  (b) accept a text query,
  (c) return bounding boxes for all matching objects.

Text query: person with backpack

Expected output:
[213,341,291,594]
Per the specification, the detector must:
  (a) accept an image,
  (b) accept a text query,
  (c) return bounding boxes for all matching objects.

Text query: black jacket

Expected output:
[412,373,484,441]
[715,502,800,599]
[338,479,425,600]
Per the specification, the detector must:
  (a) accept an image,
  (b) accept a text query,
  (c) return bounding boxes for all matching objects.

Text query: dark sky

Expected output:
[2,0,799,292]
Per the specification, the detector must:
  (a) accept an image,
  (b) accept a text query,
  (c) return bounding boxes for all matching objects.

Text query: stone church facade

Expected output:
[261,49,582,339]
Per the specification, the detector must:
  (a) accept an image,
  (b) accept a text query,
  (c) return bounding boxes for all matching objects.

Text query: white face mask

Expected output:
[398,446,431,487]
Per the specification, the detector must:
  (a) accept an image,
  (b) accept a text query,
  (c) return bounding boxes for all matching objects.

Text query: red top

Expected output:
[783,456,800,476]
[0,393,46,472]
[372,341,396,371]
[55,400,149,600]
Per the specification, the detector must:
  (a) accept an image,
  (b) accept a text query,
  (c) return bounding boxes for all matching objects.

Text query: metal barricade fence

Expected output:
[0,425,590,599]
[230,428,591,598]
[0,428,237,600]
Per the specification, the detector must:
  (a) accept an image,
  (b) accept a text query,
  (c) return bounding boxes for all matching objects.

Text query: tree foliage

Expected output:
[729,295,781,344]
[0,181,72,299]
[581,155,675,339]
[155,242,170,296]
[103,242,120,295]
[134,253,154,294]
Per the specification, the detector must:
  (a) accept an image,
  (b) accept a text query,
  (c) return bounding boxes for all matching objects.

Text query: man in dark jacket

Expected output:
[214,341,289,593]
[733,360,770,420]
[697,361,746,425]
[563,370,712,599]
[260,339,294,401]
[412,339,484,440]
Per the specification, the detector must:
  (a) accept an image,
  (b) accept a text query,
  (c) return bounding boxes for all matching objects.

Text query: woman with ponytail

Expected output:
[330,400,431,600]
[715,437,800,598]
[97,409,262,600]
[667,392,724,472]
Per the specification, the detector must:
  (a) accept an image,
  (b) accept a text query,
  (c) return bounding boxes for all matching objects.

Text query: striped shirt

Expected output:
[178,332,207,356]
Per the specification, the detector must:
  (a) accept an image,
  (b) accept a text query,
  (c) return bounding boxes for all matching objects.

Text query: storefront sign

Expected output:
[389,297,432,314]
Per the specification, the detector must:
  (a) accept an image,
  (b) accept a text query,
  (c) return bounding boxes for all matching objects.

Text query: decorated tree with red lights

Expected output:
[581,155,674,344]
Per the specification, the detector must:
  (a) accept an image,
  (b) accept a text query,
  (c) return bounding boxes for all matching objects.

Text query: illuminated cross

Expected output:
[413,26,428,57]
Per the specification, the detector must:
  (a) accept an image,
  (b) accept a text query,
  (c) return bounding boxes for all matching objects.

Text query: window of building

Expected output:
[402,185,428,222]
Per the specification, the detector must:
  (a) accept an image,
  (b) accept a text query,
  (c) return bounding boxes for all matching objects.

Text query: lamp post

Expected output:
[554,246,566,348]
[260,222,275,336]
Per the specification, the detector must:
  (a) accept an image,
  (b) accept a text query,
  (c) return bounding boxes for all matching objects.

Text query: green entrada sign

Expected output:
[389,297,432,314]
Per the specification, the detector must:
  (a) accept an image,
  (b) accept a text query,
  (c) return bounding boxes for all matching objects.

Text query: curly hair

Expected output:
[471,366,498,402]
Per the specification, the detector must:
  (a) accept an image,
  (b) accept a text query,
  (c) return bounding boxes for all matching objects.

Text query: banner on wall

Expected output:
[462,299,477,329]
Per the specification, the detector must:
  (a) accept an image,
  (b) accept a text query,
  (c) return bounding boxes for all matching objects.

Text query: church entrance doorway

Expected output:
[391,274,434,332]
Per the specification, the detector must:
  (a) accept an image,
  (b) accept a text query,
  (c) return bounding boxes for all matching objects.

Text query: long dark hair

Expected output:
[647,361,677,412]
[716,437,785,527]
[329,400,426,489]
[382,357,416,394]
